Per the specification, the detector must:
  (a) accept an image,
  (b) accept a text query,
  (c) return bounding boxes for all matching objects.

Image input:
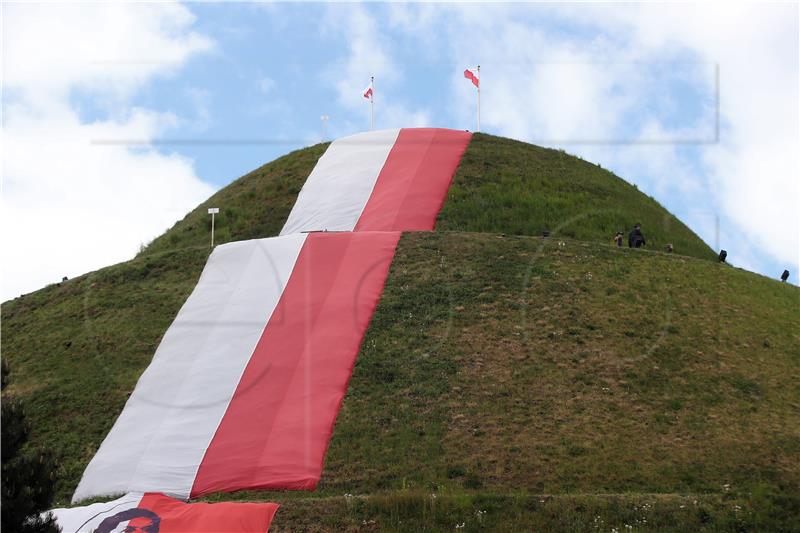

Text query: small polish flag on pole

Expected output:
[464,66,480,132]
[463,66,479,88]
[363,77,374,130]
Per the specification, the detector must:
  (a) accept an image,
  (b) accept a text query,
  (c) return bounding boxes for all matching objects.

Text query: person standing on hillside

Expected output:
[613,232,624,247]
[628,224,646,248]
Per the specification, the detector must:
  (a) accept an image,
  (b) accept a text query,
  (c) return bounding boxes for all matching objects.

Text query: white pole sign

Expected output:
[208,208,219,247]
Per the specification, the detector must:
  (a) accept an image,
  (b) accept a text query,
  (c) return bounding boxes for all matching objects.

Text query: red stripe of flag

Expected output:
[191,231,400,496]
[355,128,472,231]
[464,68,479,88]
[132,493,279,532]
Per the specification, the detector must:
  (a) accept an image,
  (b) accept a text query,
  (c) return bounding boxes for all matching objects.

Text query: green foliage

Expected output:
[1,247,209,499]
[438,134,717,261]
[265,491,800,532]
[2,361,61,533]
[139,143,329,255]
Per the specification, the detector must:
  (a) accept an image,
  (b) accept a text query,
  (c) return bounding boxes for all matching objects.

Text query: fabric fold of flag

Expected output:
[191,231,400,496]
[74,126,472,504]
[280,128,472,235]
[50,492,279,533]
[73,232,400,502]
[464,67,479,88]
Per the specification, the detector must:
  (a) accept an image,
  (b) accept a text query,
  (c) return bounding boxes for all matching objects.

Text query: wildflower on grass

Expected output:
[723,483,731,492]
[344,493,355,511]
[455,522,466,529]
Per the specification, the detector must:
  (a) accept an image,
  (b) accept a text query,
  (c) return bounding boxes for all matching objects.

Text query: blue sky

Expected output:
[116,3,715,182]
[3,2,798,299]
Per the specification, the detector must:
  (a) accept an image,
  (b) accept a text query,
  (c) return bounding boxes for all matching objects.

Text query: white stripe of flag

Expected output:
[73,235,307,502]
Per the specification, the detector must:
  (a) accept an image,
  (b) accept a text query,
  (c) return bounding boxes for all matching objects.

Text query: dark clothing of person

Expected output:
[628,228,645,248]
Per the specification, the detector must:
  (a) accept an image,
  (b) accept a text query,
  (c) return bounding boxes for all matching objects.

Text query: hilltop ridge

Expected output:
[140,133,715,262]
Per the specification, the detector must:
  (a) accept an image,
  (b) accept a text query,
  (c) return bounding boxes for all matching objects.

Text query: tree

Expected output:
[2,360,61,533]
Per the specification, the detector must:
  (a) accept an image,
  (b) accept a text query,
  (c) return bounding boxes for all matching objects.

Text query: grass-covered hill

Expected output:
[3,135,798,531]
[140,134,715,261]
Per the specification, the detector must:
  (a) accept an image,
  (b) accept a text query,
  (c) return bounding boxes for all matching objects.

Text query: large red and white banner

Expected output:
[74,127,473,504]
[51,492,278,532]
[73,231,400,502]
[280,128,472,235]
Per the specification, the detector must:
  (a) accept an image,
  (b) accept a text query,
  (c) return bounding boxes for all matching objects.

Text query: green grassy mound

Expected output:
[140,143,328,257]
[3,233,797,531]
[140,134,714,261]
[437,135,715,261]
[256,492,796,532]
[2,135,792,530]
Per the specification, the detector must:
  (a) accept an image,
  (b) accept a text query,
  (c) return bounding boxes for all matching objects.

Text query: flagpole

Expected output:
[370,76,374,131]
[477,65,481,132]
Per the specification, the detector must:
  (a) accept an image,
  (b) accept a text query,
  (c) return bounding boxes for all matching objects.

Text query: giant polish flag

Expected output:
[280,128,472,235]
[50,492,278,532]
[73,231,400,502]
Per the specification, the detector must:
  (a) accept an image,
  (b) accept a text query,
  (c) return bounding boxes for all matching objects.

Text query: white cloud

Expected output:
[578,2,799,276]
[2,3,215,300]
[256,75,275,94]
[390,3,798,279]
[4,3,212,104]
[322,4,432,133]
